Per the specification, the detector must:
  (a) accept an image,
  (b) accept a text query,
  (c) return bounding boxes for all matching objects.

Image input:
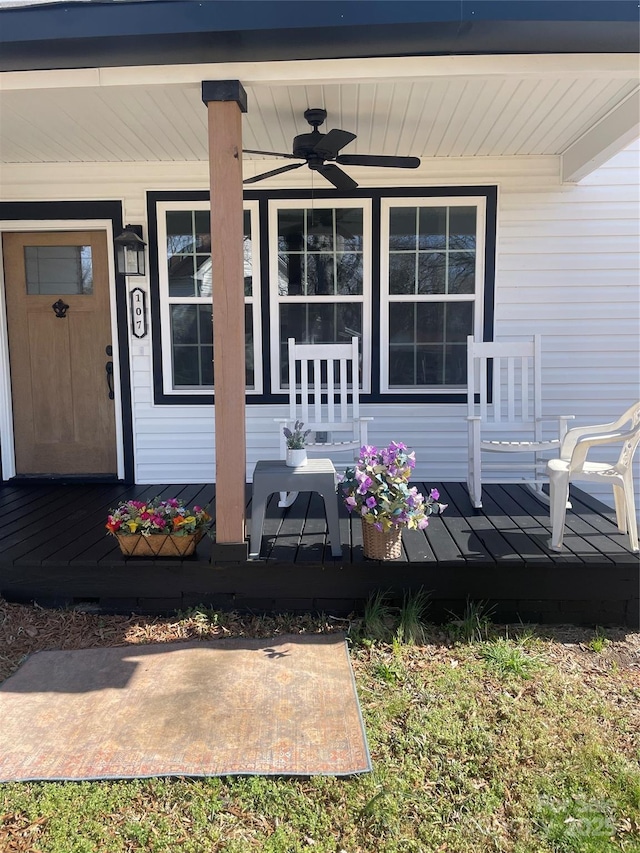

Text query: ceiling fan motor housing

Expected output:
[293,130,325,160]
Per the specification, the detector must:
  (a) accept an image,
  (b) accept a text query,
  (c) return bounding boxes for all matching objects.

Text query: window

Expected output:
[25,245,93,295]
[157,200,261,394]
[269,199,371,393]
[380,198,485,393]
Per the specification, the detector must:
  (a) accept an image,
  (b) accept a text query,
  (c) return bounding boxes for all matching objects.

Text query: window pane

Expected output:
[444,343,467,384]
[173,346,202,386]
[445,301,473,342]
[243,211,253,297]
[336,208,363,251]
[245,304,254,389]
[168,255,197,297]
[306,209,334,250]
[416,303,445,342]
[418,207,446,249]
[416,346,444,385]
[417,252,446,294]
[389,207,417,250]
[389,348,415,386]
[336,253,363,295]
[278,210,304,251]
[306,254,335,295]
[389,253,416,294]
[199,347,214,386]
[194,210,211,252]
[166,211,195,254]
[171,304,198,345]
[278,253,305,296]
[388,301,472,387]
[279,303,362,384]
[198,305,213,344]
[449,206,476,250]
[171,304,215,388]
[448,252,475,294]
[389,302,415,343]
[194,255,212,297]
[25,245,93,295]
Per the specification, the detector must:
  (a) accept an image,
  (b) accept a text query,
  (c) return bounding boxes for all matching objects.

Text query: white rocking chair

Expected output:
[546,402,640,552]
[276,336,372,508]
[467,335,574,509]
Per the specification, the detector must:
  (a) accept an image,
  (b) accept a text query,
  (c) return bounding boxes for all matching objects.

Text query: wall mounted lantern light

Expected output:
[114,225,146,277]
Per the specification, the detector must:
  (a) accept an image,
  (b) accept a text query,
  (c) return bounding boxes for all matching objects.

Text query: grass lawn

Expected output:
[1,597,639,853]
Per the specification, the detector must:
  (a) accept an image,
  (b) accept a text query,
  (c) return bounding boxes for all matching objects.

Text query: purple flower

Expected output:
[345,495,357,512]
[430,488,440,500]
[365,496,377,509]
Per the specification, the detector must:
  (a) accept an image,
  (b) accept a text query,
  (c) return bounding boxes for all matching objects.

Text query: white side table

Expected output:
[250,459,342,558]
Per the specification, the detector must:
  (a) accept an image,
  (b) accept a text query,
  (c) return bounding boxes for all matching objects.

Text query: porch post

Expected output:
[202,80,248,556]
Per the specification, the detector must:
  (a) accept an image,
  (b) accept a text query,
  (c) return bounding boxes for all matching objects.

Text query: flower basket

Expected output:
[115,530,204,558]
[107,497,211,557]
[362,521,402,560]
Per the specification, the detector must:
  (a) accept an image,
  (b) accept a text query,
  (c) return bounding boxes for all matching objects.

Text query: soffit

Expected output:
[0,60,637,168]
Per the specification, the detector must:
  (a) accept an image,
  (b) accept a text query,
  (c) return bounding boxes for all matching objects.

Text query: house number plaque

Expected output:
[130,287,147,338]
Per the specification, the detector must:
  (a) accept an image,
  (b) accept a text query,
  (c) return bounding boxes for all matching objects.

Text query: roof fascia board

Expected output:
[562,89,640,182]
[0,2,638,72]
[1,54,638,92]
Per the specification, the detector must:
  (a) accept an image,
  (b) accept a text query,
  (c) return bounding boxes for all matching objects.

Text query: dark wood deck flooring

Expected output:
[0,480,637,626]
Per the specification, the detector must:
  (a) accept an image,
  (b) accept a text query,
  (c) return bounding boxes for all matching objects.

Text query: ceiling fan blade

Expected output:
[317,164,358,191]
[313,129,357,159]
[243,148,299,160]
[243,163,304,184]
[336,154,421,168]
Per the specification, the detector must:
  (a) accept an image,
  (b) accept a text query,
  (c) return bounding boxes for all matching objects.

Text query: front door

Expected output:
[3,230,117,476]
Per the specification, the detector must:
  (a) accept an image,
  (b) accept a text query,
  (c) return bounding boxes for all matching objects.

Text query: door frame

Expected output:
[0,215,129,481]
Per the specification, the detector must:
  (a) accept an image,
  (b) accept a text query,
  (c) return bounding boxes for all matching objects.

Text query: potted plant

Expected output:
[283,420,311,467]
[339,442,447,559]
[106,497,212,557]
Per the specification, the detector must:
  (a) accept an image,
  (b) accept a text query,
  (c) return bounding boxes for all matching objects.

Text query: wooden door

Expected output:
[3,231,117,476]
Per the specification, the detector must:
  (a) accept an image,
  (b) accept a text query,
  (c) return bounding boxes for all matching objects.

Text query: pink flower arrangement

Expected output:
[106,498,211,538]
[339,442,447,532]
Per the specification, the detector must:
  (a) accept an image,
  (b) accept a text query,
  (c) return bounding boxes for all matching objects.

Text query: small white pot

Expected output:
[286,448,308,467]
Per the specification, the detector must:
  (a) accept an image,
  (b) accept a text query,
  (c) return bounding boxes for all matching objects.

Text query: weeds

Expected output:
[361,589,394,642]
[396,587,431,645]
[447,598,496,643]
[479,637,542,679]
[587,627,610,653]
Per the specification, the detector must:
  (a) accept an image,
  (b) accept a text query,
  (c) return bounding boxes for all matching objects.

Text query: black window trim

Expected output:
[147,185,497,406]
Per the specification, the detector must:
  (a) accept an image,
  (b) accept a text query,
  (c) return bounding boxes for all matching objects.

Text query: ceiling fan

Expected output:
[243,108,420,191]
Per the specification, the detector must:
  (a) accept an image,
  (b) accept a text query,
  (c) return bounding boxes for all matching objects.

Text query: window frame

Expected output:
[379,195,487,395]
[156,199,262,396]
[267,196,372,396]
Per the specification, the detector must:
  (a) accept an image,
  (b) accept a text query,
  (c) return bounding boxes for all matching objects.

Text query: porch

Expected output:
[0,479,637,628]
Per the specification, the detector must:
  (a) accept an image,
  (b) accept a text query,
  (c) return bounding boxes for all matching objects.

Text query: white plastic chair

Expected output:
[546,402,640,552]
[276,336,372,507]
[467,335,574,508]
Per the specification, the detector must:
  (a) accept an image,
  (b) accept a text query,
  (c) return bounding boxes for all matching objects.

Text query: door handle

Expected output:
[105,361,114,400]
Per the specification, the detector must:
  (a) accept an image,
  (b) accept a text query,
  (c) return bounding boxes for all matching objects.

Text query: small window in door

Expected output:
[24,245,93,295]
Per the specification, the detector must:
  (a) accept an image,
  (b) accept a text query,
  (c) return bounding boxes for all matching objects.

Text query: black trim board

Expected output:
[148,185,497,407]
[0,2,637,72]
[0,200,134,484]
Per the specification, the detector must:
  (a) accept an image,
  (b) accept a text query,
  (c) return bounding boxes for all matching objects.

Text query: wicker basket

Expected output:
[361,521,402,560]
[115,530,204,557]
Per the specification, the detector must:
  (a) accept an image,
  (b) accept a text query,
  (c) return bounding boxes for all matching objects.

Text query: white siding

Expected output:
[1,147,638,508]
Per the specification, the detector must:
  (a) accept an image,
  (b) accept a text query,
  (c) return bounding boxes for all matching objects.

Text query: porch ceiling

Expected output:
[1,56,638,180]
